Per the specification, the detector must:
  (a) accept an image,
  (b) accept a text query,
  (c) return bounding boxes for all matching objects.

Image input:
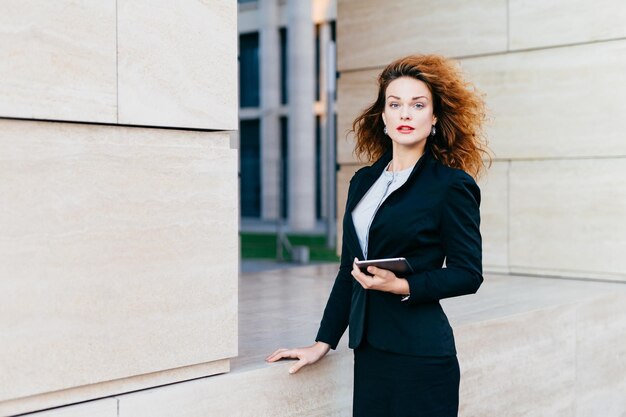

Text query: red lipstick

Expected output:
[396,125,415,134]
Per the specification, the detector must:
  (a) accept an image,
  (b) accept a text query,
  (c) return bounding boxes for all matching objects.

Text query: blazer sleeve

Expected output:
[404,170,483,304]
[314,174,360,349]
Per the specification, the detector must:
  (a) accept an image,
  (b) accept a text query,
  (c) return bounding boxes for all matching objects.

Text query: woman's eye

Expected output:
[388,102,423,109]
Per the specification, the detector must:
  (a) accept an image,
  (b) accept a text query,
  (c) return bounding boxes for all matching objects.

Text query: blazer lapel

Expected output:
[342,147,435,260]
[343,150,393,260]
[346,150,393,212]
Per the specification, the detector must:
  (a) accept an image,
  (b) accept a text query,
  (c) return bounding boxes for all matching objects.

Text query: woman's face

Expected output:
[382,76,437,151]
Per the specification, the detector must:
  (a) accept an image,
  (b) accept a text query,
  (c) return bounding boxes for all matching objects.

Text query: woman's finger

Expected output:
[265,348,289,362]
[266,347,287,360]
[289,357,308,374]
[370,266,396,280]
[351,265,367,287]
[367,265,382,277]
[352,260,370,279]
[352,267,377,289]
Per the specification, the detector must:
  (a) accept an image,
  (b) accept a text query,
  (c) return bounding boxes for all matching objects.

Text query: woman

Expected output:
[266,54,491,417]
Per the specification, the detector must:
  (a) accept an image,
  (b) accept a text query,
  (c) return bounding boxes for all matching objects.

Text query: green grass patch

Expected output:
[240,232,340,262]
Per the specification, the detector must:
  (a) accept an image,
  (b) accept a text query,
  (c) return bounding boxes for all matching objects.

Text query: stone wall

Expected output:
[0,1,238,415]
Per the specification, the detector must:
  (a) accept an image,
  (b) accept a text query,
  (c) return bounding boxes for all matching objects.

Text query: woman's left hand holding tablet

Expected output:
[351,258,410,295]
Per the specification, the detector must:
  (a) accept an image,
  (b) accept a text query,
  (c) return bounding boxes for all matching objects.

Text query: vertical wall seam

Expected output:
[507,159,511,273]
[506,0,511,51]
[115,0,119,124]
[572,305,579,414]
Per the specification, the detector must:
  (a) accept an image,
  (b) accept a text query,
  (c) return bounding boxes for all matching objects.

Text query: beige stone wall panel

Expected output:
[117,0,237,130]
[24,398,117,417]
[574,295,626,416]
[0,120,238,402]
[0,1,117,122]
[509,0,626,50]
[457,305,577,416]
[477,161,509,273]
[0,360,229,416]
[454,290,626,416]
[337,0,508,72]
[461,40,626,160]
[509,158,626,281]
[116,351,353,417]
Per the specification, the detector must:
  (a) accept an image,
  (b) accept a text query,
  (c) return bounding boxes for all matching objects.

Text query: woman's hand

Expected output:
[351,258,410,295]
[265,341,331,374]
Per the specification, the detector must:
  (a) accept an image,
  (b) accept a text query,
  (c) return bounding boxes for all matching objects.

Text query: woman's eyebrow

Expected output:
[387,95,428,100]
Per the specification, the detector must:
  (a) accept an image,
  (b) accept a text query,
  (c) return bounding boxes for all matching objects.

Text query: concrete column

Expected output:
[318,22,331,220]
[287,0,316,231]
[259,0,281,220]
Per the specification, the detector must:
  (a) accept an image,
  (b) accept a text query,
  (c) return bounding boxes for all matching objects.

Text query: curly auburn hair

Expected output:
[352,54,492,179]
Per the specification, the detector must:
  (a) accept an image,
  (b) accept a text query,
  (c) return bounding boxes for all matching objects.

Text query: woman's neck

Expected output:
[388,143,426,172]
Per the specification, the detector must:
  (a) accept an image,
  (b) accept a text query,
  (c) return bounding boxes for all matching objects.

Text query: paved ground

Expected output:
[240,259,336,274]
[240,218,329,234]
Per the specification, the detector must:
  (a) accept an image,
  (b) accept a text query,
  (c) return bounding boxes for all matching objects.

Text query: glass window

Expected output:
[315,24,321,101]
[239,32,260,108]
[240,119,261,217]
[280,116,289,219]
[279,27,288,105]
[315,115,322,219]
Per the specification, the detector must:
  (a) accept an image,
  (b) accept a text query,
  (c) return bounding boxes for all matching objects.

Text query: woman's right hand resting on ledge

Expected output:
[265,341,331,374]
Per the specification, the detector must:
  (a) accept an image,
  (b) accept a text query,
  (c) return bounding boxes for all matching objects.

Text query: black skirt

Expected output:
[353,339,460,417]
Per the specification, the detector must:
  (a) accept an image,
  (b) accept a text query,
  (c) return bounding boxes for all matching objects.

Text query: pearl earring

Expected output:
[384,126,388,135]
[430,125,436,137]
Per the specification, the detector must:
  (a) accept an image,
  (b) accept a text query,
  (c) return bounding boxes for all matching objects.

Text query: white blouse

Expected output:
[351,161,415,260]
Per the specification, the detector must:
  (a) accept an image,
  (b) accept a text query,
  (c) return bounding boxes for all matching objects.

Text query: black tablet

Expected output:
[355,257,414,276]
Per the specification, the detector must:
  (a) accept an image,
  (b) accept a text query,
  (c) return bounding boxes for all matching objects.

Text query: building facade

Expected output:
[238,0,337,232]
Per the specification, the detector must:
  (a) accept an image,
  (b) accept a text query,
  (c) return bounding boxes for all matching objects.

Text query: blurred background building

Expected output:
[237,0,336,233]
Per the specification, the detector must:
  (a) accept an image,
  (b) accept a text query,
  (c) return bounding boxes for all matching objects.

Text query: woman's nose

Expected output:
[400,107,411,120]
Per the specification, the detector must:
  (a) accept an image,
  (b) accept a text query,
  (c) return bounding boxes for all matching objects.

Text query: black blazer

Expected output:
[315,147,483,357]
